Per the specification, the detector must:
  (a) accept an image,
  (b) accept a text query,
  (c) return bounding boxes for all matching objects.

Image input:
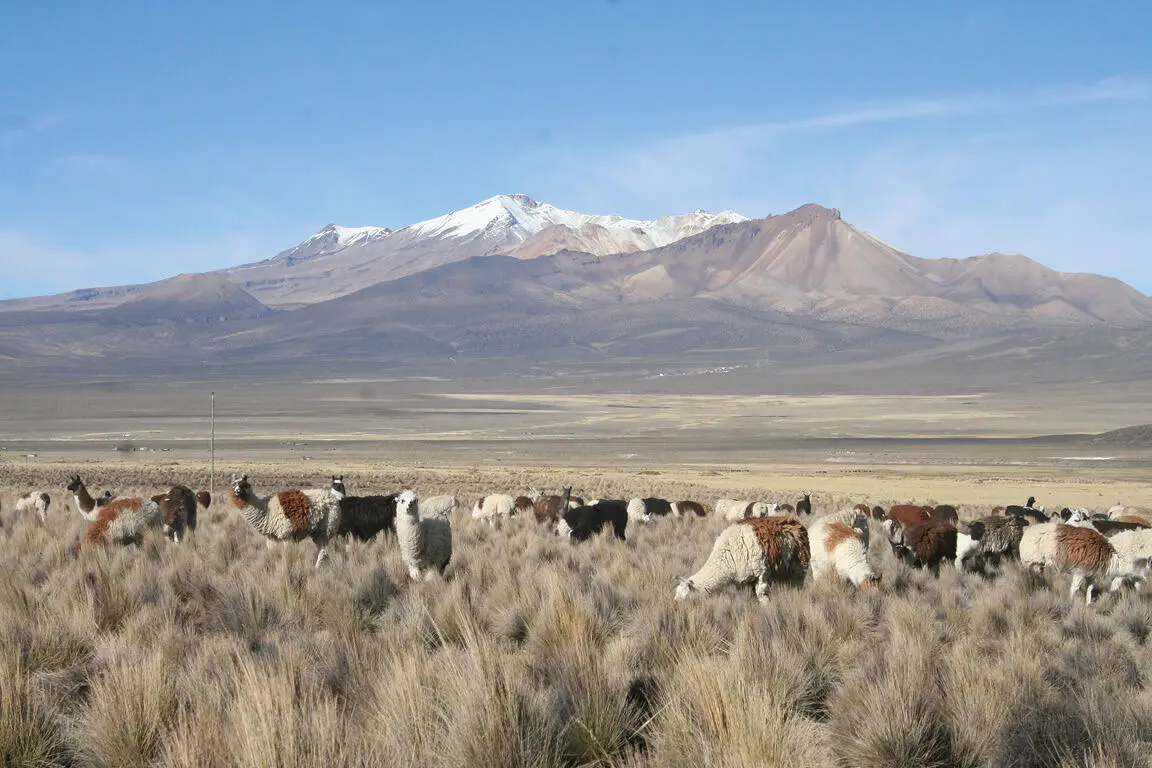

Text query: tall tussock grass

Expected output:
[2,467,1152,767]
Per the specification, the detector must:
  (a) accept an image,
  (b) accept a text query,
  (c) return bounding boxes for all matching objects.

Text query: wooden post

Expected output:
[210,391,215,498]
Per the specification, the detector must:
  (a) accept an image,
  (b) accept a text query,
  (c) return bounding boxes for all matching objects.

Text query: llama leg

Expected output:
[1069,574,1083,601]
[755,574,771,604]
[314,546,329,567]
[1085,582,1095,605]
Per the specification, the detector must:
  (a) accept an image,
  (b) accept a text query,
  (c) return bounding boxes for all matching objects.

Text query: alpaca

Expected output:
[80,496,164,547]
[229,474,341,567]
[808,509,879,588]
[675,517,810,603]
[330,476,398,541]
[14,491,51,524]
[66,475,116,522]
[394,490,452,581]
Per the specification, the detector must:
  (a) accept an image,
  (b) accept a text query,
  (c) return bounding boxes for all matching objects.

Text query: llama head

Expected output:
[196,491,211,509]
[858,573,882,590]
[396,490,419,518]
[674,577,696,601]
[1026,496,1037,508]
[330,475,346,500]
[231,474,251,500]
[66,474,83,493]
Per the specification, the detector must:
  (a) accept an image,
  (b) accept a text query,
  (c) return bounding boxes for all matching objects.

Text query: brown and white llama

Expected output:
[66,475,116,522]
[229,473,341,567]
[675,516,811,603]
[150,485,200,542]
[15,491,51,523]
[79,496,164,548]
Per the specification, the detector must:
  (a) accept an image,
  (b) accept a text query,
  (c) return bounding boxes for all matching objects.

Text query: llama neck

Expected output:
[234,493,276,537]
[73,484,96,513]
[686,562,728,595]
[395,511,422,543]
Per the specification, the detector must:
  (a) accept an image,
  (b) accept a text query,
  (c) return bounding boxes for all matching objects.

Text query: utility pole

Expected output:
[210,391,215,498]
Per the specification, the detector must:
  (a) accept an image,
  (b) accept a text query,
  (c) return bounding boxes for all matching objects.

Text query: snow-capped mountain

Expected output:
[221,194,749,307]
[403,193,747,247]
[264,223,394,268]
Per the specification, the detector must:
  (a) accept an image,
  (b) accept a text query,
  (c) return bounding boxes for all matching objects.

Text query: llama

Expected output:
[228,474,341,567]
[714,499,747,520]
[79,496,164,547]
[531,488,578,525]
[931,505,959,523]
[884,519,957,571]
[330,476,398,541]
[797,494,812,517]
[562,500,628,542]
[1058,508,1095,527]
[66,475,116,522]
[670,500,708,518]
[1103,529,1152,592]
[808,509,879,588]
[14,491,51,524]
[886,505,934,526]
[955,516,1027,574]
[394,490,452,580]
[716,499,774,521]
[675,517,810,603]
[471,493,517,527]
[419,495,458,520]
[1005,496,1048,523]
[514,495,536,518]
[629,498,672,519]
[151,485,197,542]
[1019,522,1148,604]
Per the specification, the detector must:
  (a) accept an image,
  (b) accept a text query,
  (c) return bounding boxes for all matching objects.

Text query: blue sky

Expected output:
[2,0,1150,298]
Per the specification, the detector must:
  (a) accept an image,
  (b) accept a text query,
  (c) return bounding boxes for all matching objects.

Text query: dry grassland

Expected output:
[2,460,1152,767]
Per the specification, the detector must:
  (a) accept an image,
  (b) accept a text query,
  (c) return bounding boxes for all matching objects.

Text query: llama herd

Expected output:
[6,473,1152,605]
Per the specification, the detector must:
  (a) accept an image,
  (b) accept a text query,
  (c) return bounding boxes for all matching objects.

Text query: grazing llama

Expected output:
[676,516,810,603]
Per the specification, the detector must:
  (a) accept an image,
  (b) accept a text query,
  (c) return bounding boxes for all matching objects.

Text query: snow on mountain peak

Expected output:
[403,194,749,248]
[308,223,393,248]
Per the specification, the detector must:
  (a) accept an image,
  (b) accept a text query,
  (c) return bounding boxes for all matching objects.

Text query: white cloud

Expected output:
[520,76,1149,215]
